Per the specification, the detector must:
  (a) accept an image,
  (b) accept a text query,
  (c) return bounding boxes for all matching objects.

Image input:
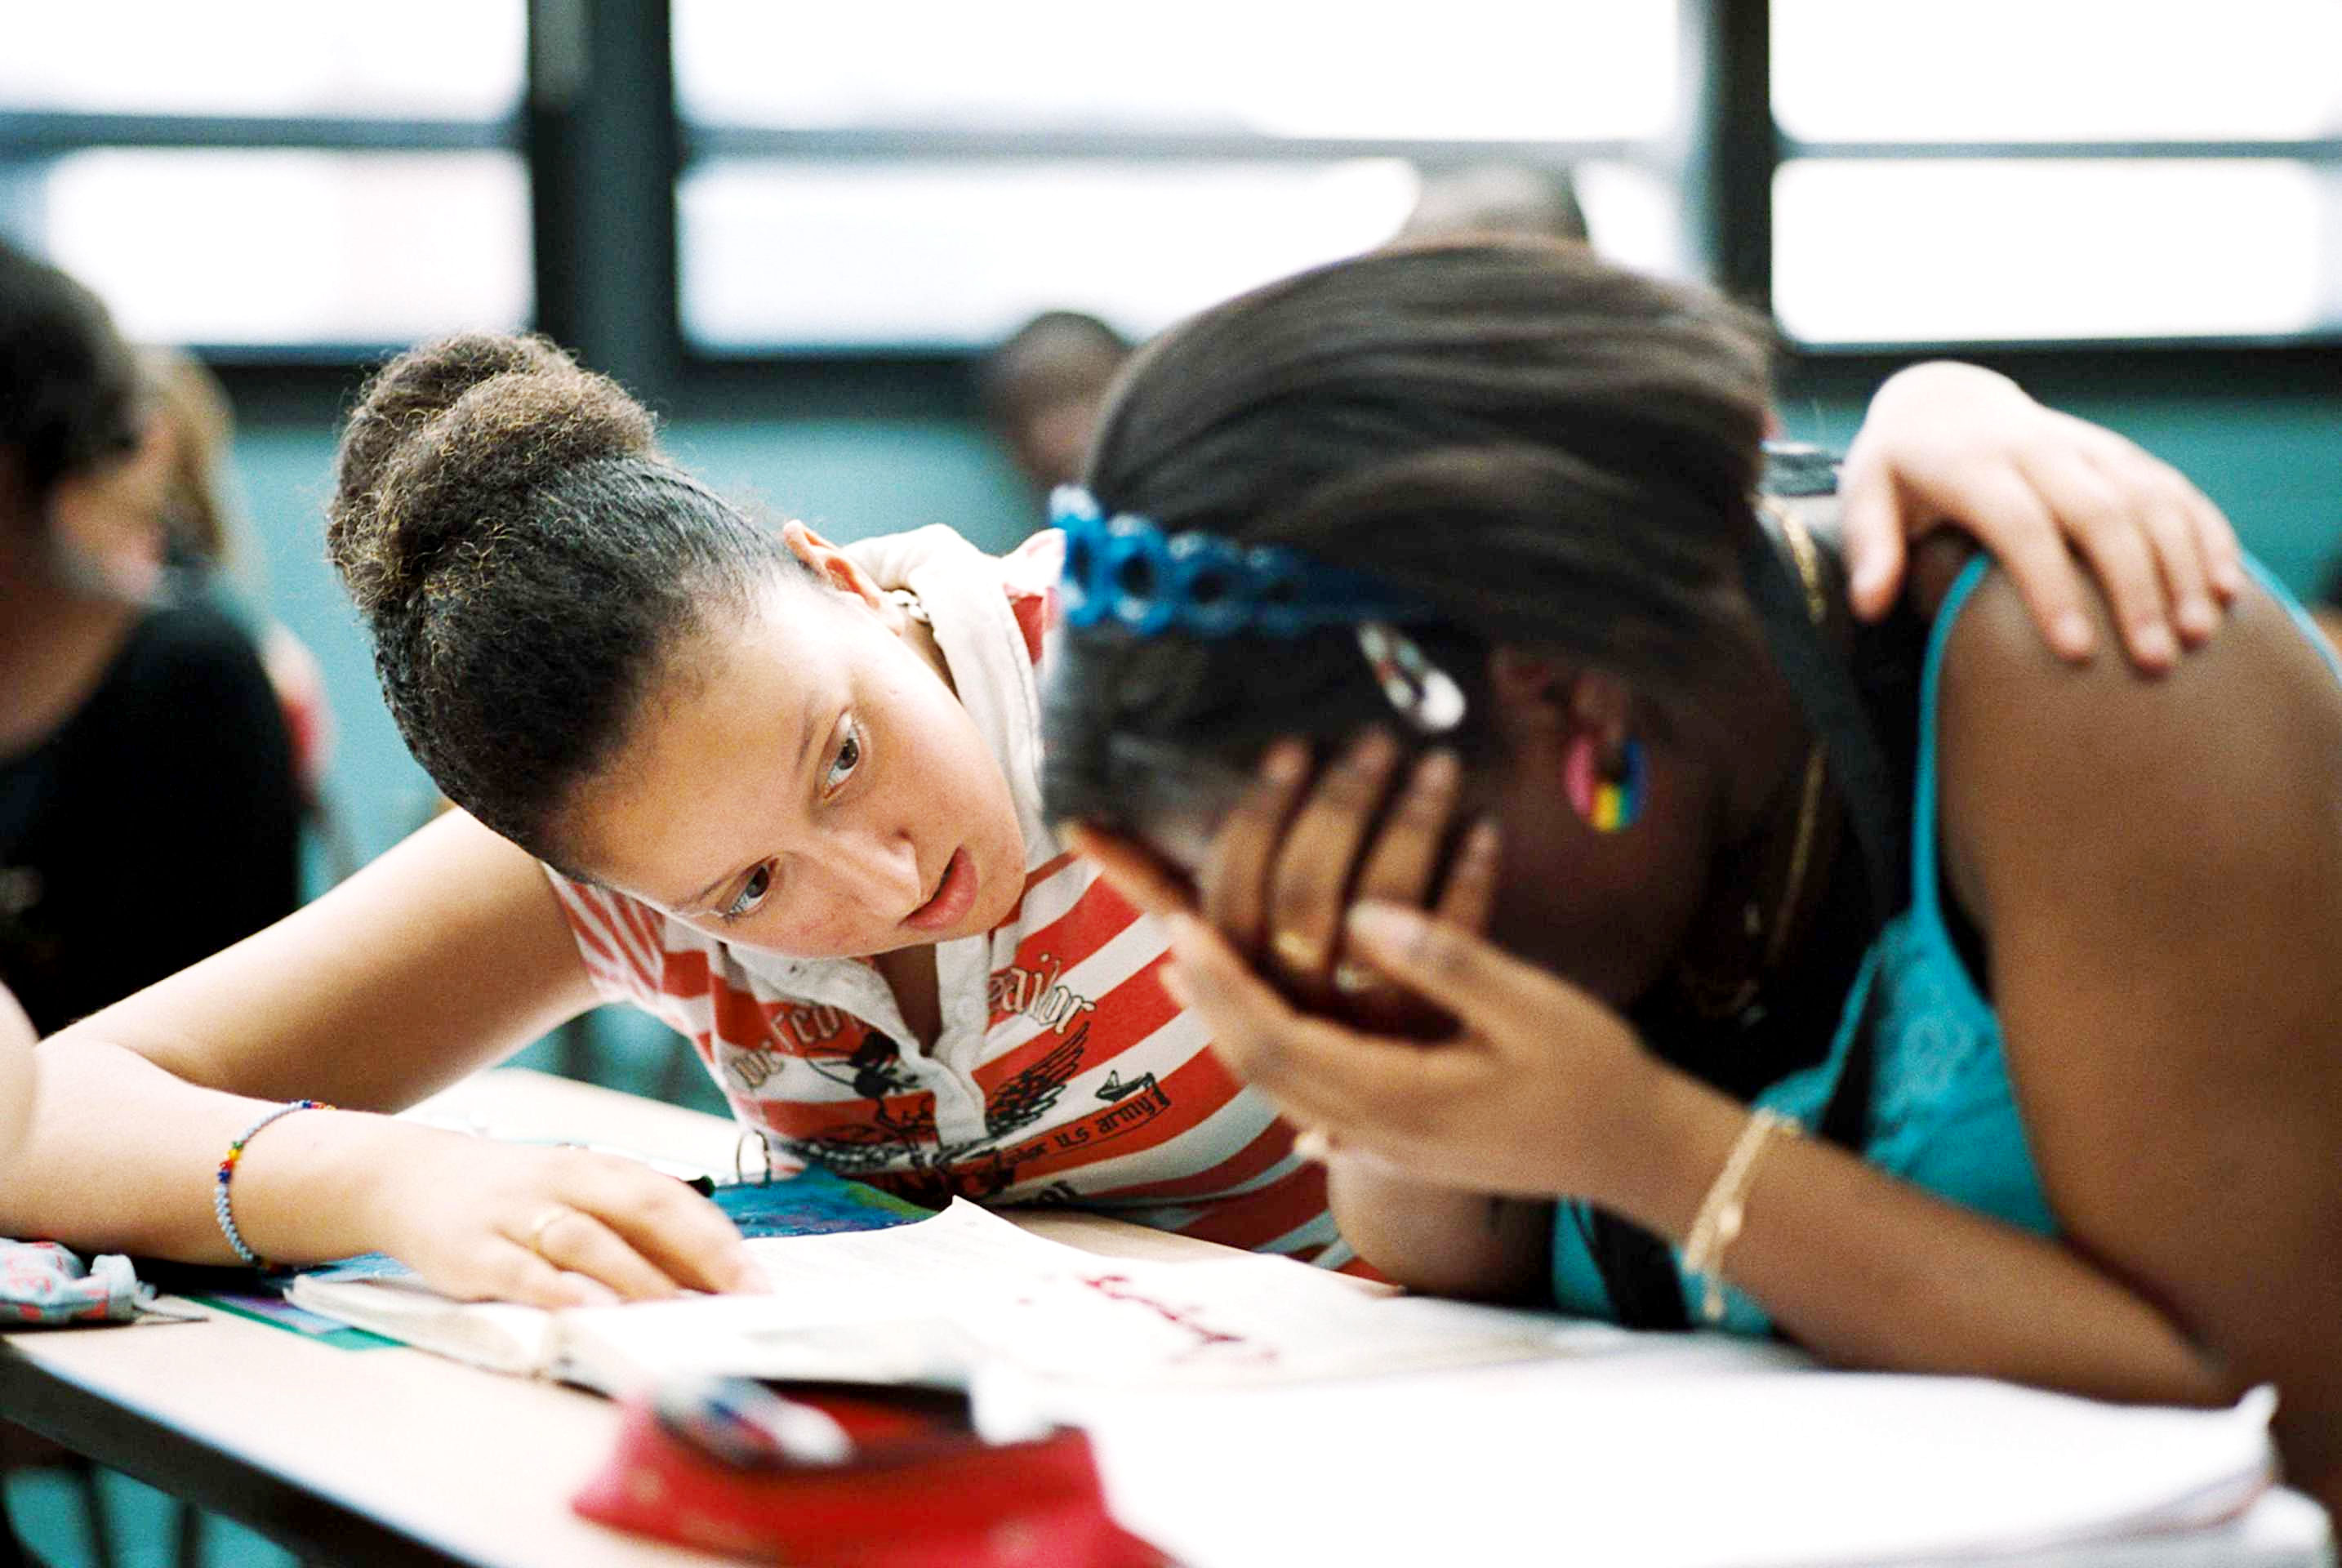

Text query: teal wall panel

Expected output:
[1776,389,2342,602]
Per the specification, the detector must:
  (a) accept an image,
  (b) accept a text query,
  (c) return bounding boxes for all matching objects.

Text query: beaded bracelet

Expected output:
[214,1099,333,1272]
[1681,1107,1802,1325]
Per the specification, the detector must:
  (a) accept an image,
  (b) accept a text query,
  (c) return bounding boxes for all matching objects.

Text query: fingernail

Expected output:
[565,1274,623,1308]
[1159,962,1193,1007]
[1852,560,1890,602]
[2053,612,2095,660]
[1410,749,1461,794]
[1347,902,1424,951]
[1347,728,1400,772]
[2135,625,2177,666]
[731,1258,775,1295]
[1292,1128,1333,1164]
[2178,599,2215,640]
[1260,739,1308,784]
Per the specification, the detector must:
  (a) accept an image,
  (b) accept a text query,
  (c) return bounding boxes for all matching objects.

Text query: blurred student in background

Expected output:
[0,240,303,1037]
[140,343,341,858]
[980,310,1133,499]
[1397,161,1591,247]
[978,163,1581,512]
[981,163,1587,509]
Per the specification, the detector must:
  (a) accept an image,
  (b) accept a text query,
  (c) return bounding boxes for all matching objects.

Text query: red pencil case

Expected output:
[572,1377,1167,1568]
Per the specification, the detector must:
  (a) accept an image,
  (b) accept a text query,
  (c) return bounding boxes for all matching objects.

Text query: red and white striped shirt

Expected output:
[545,527,1351,1267]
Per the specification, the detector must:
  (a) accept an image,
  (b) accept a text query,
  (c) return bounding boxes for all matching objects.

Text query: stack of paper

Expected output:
[1058,1352,2286,1568]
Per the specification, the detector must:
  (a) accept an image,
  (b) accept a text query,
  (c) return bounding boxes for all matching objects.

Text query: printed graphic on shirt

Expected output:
[541,531,1354,1270]
[772,1022,1093,1201]
[989,952,1098,1036]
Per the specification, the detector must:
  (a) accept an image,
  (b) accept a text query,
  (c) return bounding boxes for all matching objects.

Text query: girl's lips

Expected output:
[901,846,977,933]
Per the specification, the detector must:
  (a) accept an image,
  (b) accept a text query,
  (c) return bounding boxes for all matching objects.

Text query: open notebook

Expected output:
[286,1196,1569,1400]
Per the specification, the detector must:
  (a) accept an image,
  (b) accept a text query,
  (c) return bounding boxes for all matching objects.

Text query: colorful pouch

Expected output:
[0,1240,150,1327]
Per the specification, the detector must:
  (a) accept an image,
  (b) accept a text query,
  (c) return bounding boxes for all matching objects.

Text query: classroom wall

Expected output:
[1778,385,2342,599]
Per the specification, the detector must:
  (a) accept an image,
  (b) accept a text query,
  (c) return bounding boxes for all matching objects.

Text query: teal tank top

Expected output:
[1547,555,2339,1332]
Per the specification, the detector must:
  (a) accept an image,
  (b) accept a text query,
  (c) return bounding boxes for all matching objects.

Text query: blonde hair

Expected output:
[139,345,239,569]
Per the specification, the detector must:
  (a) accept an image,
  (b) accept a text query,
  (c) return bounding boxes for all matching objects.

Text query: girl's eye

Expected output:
[724,864,773,921]
[822,720,864,796]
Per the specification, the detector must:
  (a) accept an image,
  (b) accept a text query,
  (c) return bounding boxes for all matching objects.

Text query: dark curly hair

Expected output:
[327,332,802,868]
[0,239,142,528]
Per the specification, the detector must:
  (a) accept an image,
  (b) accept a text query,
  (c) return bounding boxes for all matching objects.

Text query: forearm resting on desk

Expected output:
[1591,1067,2236,1408]
[1325,1066,2232,1405]
[3,1039,761,1304]
[2,1036,422,1265]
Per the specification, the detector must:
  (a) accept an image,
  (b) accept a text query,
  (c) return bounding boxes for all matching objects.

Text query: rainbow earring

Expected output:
[1565,734,1645,832]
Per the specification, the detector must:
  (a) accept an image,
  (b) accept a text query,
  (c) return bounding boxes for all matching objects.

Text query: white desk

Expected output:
[0,1070,1218,1568]
[0,1070,2330,1568]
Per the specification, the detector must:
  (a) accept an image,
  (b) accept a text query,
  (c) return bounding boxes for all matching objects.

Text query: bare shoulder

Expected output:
[1933,566,2342,934]
[1928,568,2342,1449]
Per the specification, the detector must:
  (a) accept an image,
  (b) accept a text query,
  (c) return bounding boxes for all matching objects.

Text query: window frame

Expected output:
[1761,1,2342,356]
[6,0,2334,425]
[657,0,1739,416]
[0,102,530,363]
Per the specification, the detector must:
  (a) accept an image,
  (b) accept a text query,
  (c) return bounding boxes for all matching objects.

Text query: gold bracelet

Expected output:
[1681,1108,1801,1324]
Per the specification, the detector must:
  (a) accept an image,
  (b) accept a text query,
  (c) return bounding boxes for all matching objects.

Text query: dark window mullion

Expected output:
[528,0,679,401]
[1682,0,1772,308]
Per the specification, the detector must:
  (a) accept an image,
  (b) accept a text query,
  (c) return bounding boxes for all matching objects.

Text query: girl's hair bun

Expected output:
[327,332,656,624]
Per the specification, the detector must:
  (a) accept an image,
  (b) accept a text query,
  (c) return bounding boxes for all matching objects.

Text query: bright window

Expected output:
[1774,0,2342,143]
[673,0,1686,350]
[675,3,1676,140]
[0,2,529,348]
[1770,0,2342,345]
[0,2,523,120]
[35,150,530,347]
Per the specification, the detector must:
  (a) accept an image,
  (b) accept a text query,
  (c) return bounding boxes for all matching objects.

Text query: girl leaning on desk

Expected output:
[1044,236,2342,1512]
[0,308,2236,1315]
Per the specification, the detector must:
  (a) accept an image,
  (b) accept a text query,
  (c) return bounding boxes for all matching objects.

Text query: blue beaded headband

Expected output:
[1050,485,1464,733]
[1051,485,1434,639]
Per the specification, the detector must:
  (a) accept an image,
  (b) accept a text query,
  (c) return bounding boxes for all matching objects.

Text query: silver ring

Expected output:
[524,1206,571,1257]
